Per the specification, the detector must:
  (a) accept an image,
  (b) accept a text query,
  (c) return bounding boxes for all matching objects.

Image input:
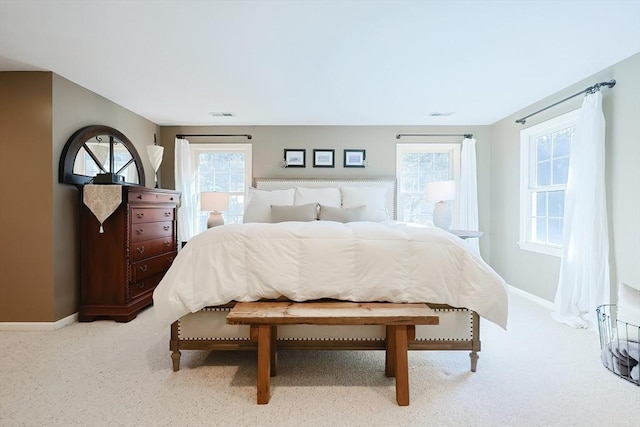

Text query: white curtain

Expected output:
[552,90,610,329]
[175,138,195,243]
[457,137,481,256]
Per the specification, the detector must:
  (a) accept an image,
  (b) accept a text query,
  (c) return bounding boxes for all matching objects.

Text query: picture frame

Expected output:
[344,149,366,168]
[284,149,306,168]
[313,149,335,168]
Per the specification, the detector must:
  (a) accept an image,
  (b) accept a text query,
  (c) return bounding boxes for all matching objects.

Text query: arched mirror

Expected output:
[59,125,145,185]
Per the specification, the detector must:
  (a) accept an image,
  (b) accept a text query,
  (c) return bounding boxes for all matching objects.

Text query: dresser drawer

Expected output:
[131,252,176,283]
[129,191,178,204]
[131,237,176,262]
[131,221,174,242]
[129,272,164,300]
[131,208,174,224]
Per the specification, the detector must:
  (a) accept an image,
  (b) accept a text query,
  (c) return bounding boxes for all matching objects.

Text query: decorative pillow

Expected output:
[270,203,318,223]
[243,188,295,223]
[318,204,367,223]
[617,283,640,326]
[294,187,341,207]
[340,186,388,222]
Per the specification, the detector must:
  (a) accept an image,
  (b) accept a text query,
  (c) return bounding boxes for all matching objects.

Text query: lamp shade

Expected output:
[425,180,456,202]
[200,192,229,212]
[146,145,164,173]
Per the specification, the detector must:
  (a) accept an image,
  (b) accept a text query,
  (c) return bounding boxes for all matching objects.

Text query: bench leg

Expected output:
[385,325,396,377]
[394,325,409,406]
[257,325,271,404]
[271,325,278,377]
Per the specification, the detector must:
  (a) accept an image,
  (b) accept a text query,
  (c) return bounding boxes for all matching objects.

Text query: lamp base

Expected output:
[433,201,452,230]
[207,211,225,228]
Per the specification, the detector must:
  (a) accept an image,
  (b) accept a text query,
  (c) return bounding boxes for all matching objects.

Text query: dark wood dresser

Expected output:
[79,186,180,322]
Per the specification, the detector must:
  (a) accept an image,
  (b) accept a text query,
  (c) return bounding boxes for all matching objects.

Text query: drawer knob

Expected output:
[137,194,143,199]
[164,241,170,247]
[163,225,170,231]
[164,212,171,217]
[136,247,145,254]
[137,281,145,289]
[168,256,174,263]
[136,212,144,218]
[136,228,144,235]
[139,265,148,272]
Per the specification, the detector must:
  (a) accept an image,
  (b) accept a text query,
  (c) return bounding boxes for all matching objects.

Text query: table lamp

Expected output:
[200,192,230,228]
[424,180,456,230]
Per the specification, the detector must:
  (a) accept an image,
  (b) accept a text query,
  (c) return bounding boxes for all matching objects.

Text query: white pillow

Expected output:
[271,203,318,223]
[243,188,295,223]
[294,187,341,207]
[617,283,640,326]
[340,186,388,222]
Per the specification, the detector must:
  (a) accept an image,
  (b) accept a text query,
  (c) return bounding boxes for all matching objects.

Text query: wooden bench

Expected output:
[226,301,439,406]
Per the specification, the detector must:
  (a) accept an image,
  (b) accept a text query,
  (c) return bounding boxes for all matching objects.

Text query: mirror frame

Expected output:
[59,125,146,185]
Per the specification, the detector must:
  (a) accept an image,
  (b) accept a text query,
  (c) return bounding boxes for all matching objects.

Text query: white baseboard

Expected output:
[507,284,554,310]
[0,312,78,331]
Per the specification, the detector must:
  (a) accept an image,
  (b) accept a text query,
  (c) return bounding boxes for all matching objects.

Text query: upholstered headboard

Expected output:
[254,177,397,220]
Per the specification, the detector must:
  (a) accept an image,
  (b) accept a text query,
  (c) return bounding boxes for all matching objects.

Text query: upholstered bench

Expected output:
[226,301,439,406]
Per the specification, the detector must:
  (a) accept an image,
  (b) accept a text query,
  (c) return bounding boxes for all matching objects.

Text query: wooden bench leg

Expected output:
[394,325,409,406]
[270,325,278,377]
[385,325,396,377]
[257,324,271,404]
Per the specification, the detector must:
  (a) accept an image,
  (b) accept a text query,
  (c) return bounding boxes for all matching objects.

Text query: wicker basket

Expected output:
[597,304,639,386]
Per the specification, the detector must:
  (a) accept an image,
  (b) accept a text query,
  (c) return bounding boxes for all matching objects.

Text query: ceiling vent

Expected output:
[429,112,454,117]
[209,112,234,117]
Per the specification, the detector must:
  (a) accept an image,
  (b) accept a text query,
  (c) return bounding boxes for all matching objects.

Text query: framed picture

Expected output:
[313,149,335,168]
[284,149,306,167]
[344,149,366,168]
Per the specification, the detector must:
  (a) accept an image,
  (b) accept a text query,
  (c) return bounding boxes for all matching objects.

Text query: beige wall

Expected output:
[160,125,493,260]
[51,74,160,320]
[0,71,159,322]
[0,72,55,321]
[489,52,640,301]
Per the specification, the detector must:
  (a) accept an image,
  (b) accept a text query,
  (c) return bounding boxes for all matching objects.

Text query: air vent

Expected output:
[209,112,234,117]
[429,112,454,117]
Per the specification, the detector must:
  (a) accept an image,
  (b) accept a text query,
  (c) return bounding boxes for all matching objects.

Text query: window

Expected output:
[396,143,460,225]
[519,110,578,256]
[191,144,252,233]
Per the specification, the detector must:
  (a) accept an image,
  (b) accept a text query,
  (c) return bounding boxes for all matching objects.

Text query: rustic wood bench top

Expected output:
[227,301,439,326]
[226,301,439,406]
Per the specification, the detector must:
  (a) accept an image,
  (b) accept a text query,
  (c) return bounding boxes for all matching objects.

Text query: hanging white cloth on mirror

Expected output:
[552,90,610,330]
[83,184,123,233]
[457,137,481,257]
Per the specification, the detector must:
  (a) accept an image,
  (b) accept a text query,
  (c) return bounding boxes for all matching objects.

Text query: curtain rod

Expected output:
[176,133,253,140]
[396,133,473,140]
[515,79,616,125]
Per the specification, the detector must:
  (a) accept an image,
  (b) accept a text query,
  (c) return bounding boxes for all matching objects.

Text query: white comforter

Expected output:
[153,221,508,328]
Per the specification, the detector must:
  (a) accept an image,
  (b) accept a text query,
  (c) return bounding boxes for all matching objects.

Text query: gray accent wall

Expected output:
[160,125,493,261]
[489,52,640,301]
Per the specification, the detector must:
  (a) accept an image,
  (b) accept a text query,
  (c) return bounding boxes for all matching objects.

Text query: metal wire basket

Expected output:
[597,304,639,386]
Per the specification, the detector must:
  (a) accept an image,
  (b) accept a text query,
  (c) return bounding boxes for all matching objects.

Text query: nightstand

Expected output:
[449,230,483,240]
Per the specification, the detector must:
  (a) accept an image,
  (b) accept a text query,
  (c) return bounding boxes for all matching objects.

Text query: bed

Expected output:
[153,178,508,373]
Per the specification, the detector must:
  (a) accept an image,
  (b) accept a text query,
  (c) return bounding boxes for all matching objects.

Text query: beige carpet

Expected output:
[1,290,638,427]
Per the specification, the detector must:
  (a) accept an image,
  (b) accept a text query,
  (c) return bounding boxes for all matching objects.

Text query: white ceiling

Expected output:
[1,1,639,126]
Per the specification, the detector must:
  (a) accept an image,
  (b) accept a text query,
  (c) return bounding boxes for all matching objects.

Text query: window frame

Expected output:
[396,143,461,226]
[518,109,579,257]
[190,143,252,232]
